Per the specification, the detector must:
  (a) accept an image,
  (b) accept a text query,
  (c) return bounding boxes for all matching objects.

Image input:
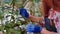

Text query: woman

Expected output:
[48,0,60,34]
[19,0,60,34]
[40,0,57,32]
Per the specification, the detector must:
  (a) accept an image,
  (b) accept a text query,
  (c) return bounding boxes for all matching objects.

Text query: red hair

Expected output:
[42,0,53,16]
[42,0,60,16]
[53,0,60,11]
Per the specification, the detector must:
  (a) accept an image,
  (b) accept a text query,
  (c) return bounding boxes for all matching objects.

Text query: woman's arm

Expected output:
[41,28,56,34]
[28,15,43,23]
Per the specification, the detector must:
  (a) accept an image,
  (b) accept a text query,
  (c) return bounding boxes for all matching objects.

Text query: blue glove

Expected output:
[25,23,35,32]
[19,7,29,18]
[34,24,42,32]
[25,23,42,32]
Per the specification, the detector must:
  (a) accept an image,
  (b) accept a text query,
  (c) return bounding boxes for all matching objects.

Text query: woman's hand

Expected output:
[19,7,29,18]
[25,23,42,32]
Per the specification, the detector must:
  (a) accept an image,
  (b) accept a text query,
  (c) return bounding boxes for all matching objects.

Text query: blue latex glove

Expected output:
[25,23,35,32]
[34,24,42,32]
[25,23,42,32]
[19,7,29,18]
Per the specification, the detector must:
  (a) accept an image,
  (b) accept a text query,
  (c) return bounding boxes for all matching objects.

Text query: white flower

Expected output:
[4,30,6,32]
[19,25,26,29]
[19,18,25,21]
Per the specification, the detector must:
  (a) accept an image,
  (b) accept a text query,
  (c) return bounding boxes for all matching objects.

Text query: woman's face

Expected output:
[54,0,60,7]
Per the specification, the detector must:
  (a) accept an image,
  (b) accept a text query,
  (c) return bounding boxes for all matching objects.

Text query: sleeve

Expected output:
[55,33,60,34]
